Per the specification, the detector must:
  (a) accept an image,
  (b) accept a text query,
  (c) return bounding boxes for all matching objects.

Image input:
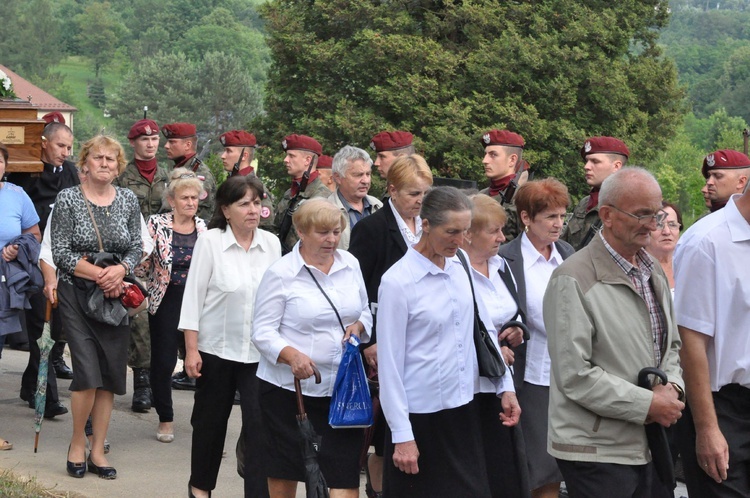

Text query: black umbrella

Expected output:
[638,367,676,490]
[294,367,329,498]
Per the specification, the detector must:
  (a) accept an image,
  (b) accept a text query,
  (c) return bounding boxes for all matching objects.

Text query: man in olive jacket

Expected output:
[544,168,684,497]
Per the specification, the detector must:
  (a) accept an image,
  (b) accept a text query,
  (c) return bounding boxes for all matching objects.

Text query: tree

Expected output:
[74,2,130,78]
[256,0,686,197]
[107,51,264,143]
[0,0,63,80]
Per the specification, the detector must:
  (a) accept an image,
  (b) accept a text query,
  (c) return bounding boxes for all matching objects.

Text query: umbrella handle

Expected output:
[45,299,53,322]
[294,366,322,417]
[638,367,668,389]
[499,320,530,342]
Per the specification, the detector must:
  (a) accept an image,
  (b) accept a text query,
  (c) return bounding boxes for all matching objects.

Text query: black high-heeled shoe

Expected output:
[87,456,117,479]
[66,445,86,478]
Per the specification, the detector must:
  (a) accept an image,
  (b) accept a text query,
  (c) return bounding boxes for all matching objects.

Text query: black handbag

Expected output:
[456,250,506,379]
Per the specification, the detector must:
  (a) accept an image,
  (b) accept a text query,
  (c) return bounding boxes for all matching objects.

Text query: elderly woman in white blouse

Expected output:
[498,178,574,498]
[252,199,372,498]
[378,186,519,498]
[179,175,281,498]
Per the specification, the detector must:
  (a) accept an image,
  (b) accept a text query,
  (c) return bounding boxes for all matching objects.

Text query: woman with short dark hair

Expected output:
[179,175,281,498]
[378,186,519,497]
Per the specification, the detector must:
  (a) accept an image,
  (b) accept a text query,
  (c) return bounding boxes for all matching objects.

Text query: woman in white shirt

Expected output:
[252,199,372,498]
[179,175,281,498]
[378,186,519,498]
[462,194,528,498]
[498,179,574,498]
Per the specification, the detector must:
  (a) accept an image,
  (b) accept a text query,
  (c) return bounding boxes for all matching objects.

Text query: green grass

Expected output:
[0,468,81,498]
[53,56,118,120]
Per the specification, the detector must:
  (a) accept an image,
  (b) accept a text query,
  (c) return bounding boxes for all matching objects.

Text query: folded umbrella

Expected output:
[33,295,56,453]
[637,366,676,490]
[294,366,329,498]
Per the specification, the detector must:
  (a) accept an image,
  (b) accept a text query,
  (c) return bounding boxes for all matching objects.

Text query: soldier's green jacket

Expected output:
[182,161,217,222]
[114,162,170,218]
[560,195,600,251]
[273,176,332,250]
[480,187,520,243]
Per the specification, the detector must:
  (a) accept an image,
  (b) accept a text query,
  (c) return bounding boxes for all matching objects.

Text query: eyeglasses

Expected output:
[606,205,667,226]
[656,221,680,231]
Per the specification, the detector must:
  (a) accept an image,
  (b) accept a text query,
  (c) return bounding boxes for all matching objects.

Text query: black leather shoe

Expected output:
[87,457,117,479]
[66,446,86,478]
[172,369,188,381]
[54,361,74,380]
[172,376,196,390]
[44,401,69,419]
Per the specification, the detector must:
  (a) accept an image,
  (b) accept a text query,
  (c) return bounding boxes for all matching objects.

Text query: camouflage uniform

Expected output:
[274,176,332,250]
[560,195,600,251]
[480,187,520,243]
[176,158,217,221]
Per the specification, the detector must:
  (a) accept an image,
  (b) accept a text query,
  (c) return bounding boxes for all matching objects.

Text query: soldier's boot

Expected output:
[131,368,152,413]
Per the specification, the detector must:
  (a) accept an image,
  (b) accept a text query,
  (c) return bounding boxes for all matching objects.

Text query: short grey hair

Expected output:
[42,122,72,139]
[332,145,373,178]
[421,186,473,226]
[599,167,660,209]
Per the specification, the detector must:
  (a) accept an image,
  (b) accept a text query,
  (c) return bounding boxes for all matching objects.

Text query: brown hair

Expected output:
[515,178,570,220]
[208,175,265,230]
[386,154,433,191]
[662,201,683,231]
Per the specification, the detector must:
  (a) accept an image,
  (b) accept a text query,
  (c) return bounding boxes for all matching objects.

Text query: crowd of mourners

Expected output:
[1,111,749,498]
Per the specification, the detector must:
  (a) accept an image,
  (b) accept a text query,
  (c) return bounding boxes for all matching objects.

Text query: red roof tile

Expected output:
[0,64,77,112]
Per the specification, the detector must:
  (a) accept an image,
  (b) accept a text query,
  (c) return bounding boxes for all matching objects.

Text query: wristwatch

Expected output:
[670,382,685,402]
[120,262,131,277]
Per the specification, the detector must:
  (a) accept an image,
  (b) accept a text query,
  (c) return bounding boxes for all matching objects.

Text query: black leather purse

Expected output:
[456,251,506,379]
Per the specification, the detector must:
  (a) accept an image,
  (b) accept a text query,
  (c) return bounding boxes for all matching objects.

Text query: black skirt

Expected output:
[517,382,562,490]
[383,399,492,498]
[57,280,130,394]
[259,380,364,489]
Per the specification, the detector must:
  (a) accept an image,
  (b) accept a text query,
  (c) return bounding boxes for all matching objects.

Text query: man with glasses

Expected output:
[562,136,629,251]
[673,178,750,498]
[544,167,685,497]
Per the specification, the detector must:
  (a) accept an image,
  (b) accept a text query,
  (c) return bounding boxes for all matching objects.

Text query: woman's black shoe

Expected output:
[66,446,86,478]
[87,457,117,479]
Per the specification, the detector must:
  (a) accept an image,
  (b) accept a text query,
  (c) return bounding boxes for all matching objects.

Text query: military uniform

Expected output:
[274,175,331,250]
[177,158,216,221]
[560,196,600,251]
[114,161,170,218]
[480,187,520,243]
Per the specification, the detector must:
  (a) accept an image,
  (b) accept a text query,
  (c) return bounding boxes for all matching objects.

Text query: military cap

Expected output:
[219,130,257,147]
[702,149,750,178]
[317,155,333,169]
[162,123,197,139]
[481,129,525,149]
[282,134,322,156]
[41,112,65,125]
[580,136,629,160]
[370,131,414,152]
[127,119,160,140]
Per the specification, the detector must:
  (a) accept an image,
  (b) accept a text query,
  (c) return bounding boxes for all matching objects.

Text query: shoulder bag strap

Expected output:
[497,264,526,323]
[456,250,481,320]
[304,265,347,334]
[79,185,104,252]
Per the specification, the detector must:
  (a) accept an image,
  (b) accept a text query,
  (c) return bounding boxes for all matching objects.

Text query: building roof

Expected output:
[0,64,77,112]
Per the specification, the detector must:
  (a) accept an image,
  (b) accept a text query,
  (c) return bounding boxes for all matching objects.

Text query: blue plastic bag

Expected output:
[328,336,373,428]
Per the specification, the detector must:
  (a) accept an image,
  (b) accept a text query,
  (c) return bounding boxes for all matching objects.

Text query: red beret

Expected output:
[162,123,197,139]
[370,131,414,152]
[481,129,525,149]
[219,130,257,147]
[702,149,750,178]
[282,134,322,156]
[317,155,333,169]
[127,119,160,140]
[41,112,65,125]
[580,136,629,159]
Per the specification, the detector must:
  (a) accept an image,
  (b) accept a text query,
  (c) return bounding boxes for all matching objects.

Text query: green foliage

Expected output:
[74,2,130,78]
[0,0,63,80]
[257,0,686,197]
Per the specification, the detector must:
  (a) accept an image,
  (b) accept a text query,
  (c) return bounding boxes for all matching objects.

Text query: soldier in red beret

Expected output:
[41,111,65,125]
[111,119,171,412]
[273,134,331,253]
[701,149,750,212]
[218,130,276,229]
[316,155,336,192]
[161,122,216,221]
[370,131,415,179]
[561,136,629,251]
[480,129,526,242]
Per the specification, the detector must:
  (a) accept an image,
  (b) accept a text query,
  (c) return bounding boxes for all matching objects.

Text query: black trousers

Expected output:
[189,352,268,498]
[557,459,670,498]
[20,290,60,404]
[677,385,750,498]
[148,284,183,422]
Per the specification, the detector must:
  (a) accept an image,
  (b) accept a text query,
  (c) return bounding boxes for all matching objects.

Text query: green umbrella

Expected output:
[34,297,55,453]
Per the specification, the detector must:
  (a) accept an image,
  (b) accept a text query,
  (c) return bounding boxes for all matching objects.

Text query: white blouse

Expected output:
[389,198,422,247]
[520,233,563,386]
[178,226,281,363]
[378,248,514,444]
[252,243,372,397]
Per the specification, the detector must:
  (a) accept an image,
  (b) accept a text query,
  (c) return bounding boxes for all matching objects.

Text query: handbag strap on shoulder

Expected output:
[496,264,526,323]
[79,185,104,252]
[456,250,481,320]
[304,265,347,335]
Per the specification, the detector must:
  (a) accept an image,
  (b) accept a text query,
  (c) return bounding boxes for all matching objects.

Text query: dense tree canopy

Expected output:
[256,0,686,197]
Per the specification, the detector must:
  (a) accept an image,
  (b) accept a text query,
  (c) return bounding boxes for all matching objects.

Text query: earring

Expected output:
[524,225,529,233]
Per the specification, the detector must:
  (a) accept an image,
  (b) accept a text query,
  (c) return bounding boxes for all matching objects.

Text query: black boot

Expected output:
[131,368,152,412]
[51,342,73,379]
